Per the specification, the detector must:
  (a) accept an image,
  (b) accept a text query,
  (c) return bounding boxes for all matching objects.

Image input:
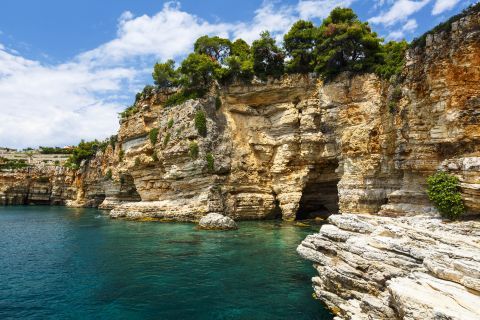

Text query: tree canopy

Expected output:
[283,20,317,73]
[127,7,411,110]
[314,8,383,78]
[252,31,285,80]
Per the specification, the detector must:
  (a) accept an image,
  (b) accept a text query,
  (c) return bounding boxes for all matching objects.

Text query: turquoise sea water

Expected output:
[0,206,332,320]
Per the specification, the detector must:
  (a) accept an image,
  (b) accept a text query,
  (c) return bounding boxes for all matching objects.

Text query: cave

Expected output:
[296,161,340,220]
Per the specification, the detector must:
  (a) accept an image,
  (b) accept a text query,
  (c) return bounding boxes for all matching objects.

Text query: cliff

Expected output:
[1,6,479,319]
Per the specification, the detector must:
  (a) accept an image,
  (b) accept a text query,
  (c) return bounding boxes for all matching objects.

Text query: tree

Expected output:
[152,59,179,88]
[194,35,232,65]
[284,20,317,73]
[251,31,285,80]
[375,40,408,80]
[220,39,254,83]
[314,8,383,79]
[179,53,221,89]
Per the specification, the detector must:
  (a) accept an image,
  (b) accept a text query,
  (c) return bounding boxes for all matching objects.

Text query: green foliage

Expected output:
[152,152,159,162]
[164,88,207,107]
[167,119,174,128]
[189,142,199,159]
[387,86,402,114]
[149,128,159,145]
[152,59,179,88]
[65,140,104,169]
[105,169,112,180]
[118,149,125,162]
[411,3,480,48]
[252,31,285,80]
[163,133,171,147]
[314,8,383,79]
[119,105,138,119]
[0,158,30,170]
[39,146,73,154]
[109,135,118,148]
[220,39,254,84]
[194,110,207,136]
[194,35,232,64]
[205,153,214,172]
[135,157,141,166]
[179,53,221,89]
[375,40,408,80]
[284,20,317,73]
[426,172,465,220]
[215,96,222,110]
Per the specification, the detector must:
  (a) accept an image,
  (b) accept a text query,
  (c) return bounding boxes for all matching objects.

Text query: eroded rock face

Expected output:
[198,213,238,230]
[297,214,480,319]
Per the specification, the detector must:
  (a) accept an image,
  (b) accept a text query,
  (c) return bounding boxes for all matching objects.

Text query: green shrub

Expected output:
[165,89,206,107]
[426,171,465,220]
[39,146,73,154]
[215,96,222,110]
[205,153,214,172]
[388,87,402,114]
[152,152,159,162]
[189,142,199,159]
[109,135,118,148]
[118,149,125,162]
[64,139,104,168]
[105,169,112,180]
[135,157,141,166]
[163,133,171,147]
[167,119,174,128]
[0,158,30,170]
[149,128,159,145]
[194,110,207,136]
[119,105,138,119]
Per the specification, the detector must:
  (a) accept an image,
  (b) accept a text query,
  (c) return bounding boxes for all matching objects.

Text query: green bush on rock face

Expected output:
[426,171,465,220]
[149,128,159,145]
[194,110,207,136]
[205,153,214,172]
[189,142,199,159]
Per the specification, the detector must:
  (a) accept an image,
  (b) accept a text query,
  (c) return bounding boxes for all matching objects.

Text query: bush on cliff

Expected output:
[194,110,207,136]
[149,128,159,145]
[426,171,465,220]
[152,59,179,88]
[65,139,104,169]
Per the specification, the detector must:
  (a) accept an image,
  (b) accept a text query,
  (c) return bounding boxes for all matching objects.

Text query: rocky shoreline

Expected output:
[297,214,480,319]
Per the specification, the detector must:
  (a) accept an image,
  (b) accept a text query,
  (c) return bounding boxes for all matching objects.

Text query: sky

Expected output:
[0,0,475,149]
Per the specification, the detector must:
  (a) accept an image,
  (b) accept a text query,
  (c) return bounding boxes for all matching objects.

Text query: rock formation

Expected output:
[198,213,238,230]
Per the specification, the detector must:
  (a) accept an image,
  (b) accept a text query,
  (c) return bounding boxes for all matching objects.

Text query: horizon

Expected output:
[0,0,474,149]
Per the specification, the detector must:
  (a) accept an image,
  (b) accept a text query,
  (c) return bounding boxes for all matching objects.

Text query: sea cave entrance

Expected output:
[296,160,340,220]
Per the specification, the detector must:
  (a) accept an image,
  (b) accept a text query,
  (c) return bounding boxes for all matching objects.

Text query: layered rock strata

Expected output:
[297,214,480,319]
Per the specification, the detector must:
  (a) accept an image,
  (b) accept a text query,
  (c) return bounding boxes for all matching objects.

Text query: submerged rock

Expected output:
[198,213,238,230]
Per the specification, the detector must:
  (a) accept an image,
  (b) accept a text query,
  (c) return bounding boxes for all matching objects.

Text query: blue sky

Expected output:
[0,0,474,148]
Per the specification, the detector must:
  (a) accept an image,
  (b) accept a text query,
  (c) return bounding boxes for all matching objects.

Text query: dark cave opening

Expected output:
[296,162,340,220]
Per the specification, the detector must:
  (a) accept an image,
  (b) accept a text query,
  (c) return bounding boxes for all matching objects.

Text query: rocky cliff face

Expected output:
[297,10,480,319]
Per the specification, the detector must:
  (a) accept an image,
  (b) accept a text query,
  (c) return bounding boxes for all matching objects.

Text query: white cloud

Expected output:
[369,0,431,26]
[386,18,418,40]
[297,0,356,20]
[432,0,461,15]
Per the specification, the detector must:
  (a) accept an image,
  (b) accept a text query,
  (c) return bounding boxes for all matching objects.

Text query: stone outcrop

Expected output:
[297,214,480,319]
[198,213,238,230]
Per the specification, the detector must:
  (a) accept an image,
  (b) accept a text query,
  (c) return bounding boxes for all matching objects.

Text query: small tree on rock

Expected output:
[252,31,285,80]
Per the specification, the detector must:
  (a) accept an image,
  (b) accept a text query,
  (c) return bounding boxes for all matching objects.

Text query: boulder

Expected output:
[198,213,238,230]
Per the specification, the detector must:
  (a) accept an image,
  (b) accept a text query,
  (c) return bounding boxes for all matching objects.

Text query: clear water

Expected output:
[0,206,332,320]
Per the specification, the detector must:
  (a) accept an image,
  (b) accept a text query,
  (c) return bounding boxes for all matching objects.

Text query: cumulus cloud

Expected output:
[386,19,418,40]
[297,0,356,20]
[432,0,461,15]
[369,0,431,26]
